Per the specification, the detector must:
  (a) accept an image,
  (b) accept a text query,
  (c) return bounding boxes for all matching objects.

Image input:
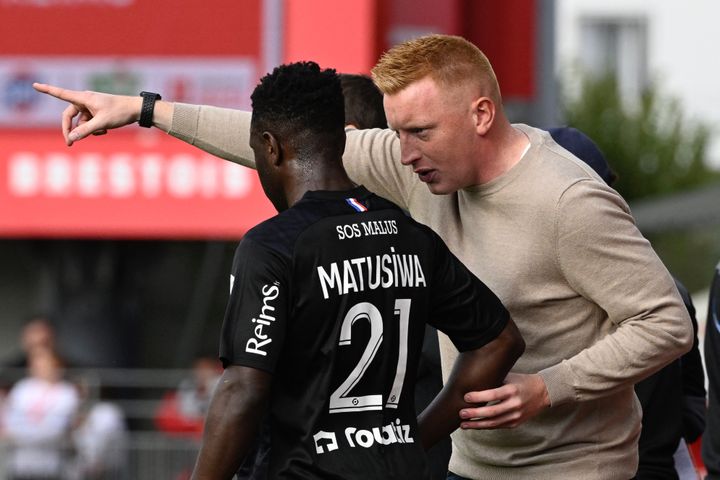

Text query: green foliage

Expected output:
[648,227,720,293]
[563,73,719,201]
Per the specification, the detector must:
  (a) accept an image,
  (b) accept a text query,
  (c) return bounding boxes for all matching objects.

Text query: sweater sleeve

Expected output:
[167,104,416,209]
[168,103,257,168]
[342,128,417,209]
[539,180,693,405]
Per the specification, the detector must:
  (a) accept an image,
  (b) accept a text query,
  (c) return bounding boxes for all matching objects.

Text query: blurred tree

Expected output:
[647,227,720,293]
[563,72,719,201]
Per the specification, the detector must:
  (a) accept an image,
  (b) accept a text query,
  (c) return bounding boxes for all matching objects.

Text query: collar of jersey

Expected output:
[301,185,370,201]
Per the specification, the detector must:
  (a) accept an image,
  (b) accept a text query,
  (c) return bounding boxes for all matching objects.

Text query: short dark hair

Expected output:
[250,61,345,155]
[339,74,387,129]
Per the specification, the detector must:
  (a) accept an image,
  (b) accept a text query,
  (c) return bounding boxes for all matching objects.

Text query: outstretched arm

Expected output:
[418,319,524,449]
[32,83,258,168]
[191,365,272,480]
[32,83,404,197]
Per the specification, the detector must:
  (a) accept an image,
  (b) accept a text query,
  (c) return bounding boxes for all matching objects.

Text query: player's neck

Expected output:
[284,160,356,207]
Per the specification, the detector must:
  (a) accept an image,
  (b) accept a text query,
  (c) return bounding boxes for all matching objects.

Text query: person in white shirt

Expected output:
[1,348,79,480]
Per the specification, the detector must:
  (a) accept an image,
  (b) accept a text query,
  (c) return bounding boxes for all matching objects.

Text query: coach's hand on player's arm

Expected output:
[418,319,524,450]
[32,83,174,146]
[459,372,550,429]
[191,365,271,480]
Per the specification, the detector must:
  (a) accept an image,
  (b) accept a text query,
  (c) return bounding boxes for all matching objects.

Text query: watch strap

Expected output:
[139,91,162,128]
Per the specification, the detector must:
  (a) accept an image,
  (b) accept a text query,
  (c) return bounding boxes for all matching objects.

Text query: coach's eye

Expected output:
[411,128,429,139]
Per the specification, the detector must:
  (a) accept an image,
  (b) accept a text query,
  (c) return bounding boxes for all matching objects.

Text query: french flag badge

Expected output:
[346,198,368,212]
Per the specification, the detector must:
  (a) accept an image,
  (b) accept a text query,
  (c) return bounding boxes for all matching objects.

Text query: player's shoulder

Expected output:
[242,210,306,260]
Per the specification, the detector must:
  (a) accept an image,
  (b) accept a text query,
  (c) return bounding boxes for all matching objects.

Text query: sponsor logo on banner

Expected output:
[3,70,38,113]
[0,57,256,126]
[88,68,140,96]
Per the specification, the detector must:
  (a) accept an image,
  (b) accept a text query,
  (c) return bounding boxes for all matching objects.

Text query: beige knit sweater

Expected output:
[169,104,692,480]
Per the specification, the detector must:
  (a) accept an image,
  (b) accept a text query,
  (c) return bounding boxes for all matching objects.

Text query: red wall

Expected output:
[283,0,379,74]
[0,0,261,56]
[463,0,536,99]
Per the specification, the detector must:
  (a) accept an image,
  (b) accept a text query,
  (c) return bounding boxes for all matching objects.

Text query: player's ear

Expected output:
[262,131,283,167]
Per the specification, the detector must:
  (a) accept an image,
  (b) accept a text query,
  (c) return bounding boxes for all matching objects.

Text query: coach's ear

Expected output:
[473,97,495,136]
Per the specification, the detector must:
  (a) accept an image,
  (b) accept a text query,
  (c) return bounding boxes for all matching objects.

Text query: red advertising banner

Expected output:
[0,0,269,238]
[0,129,275,239]
[0,0,261,56]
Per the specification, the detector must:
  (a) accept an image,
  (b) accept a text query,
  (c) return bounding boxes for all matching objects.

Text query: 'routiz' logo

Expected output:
[245,281,280,356]
[313,419,414,455]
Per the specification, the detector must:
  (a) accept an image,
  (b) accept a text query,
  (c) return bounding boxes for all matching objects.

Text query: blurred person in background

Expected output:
[1,348,80,480]
[338,73,387,130]
[33,33,693,479]
[0,316,57,413]
[703,261,720,480]
[67,379,128,480]
[1,316,56,369]
[547,126,707,480]
[155,355,221,438]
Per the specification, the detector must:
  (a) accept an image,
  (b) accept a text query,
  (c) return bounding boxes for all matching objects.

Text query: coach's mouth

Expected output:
[415,168,436,183]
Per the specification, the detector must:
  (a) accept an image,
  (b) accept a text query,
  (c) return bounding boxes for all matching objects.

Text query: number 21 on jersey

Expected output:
[329,299,411,414]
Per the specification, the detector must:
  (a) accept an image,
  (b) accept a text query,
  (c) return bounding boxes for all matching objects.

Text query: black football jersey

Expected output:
[220,186,508,480]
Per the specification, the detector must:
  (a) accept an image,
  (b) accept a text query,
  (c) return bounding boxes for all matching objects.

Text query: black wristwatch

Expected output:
[139,91,162,128]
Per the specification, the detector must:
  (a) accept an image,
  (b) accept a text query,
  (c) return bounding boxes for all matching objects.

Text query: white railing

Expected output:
[0,367,206,480]
[0,433,201,480]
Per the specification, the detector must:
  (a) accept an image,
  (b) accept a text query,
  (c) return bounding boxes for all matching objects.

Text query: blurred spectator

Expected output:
[68,380,128,480]
[2,316,56,369]
[338,73,387,129]
[633,278,705,479]
[1,348,80,480]
[154,356,221,438]
[703,261,720,479]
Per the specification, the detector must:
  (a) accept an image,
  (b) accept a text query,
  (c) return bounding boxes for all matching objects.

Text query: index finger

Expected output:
[32,82,84,104]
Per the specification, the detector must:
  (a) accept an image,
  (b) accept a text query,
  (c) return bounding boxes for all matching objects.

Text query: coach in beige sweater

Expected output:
[34,35,692,480]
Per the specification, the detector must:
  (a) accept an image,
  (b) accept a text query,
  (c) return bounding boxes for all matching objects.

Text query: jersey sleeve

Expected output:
[426,231,509,352]
[219,237,289,373]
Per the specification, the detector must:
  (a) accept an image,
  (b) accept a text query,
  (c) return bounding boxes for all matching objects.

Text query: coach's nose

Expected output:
[399,133,421,166]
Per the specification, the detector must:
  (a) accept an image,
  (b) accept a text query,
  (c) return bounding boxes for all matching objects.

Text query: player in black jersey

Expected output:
[190,61,524,480]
